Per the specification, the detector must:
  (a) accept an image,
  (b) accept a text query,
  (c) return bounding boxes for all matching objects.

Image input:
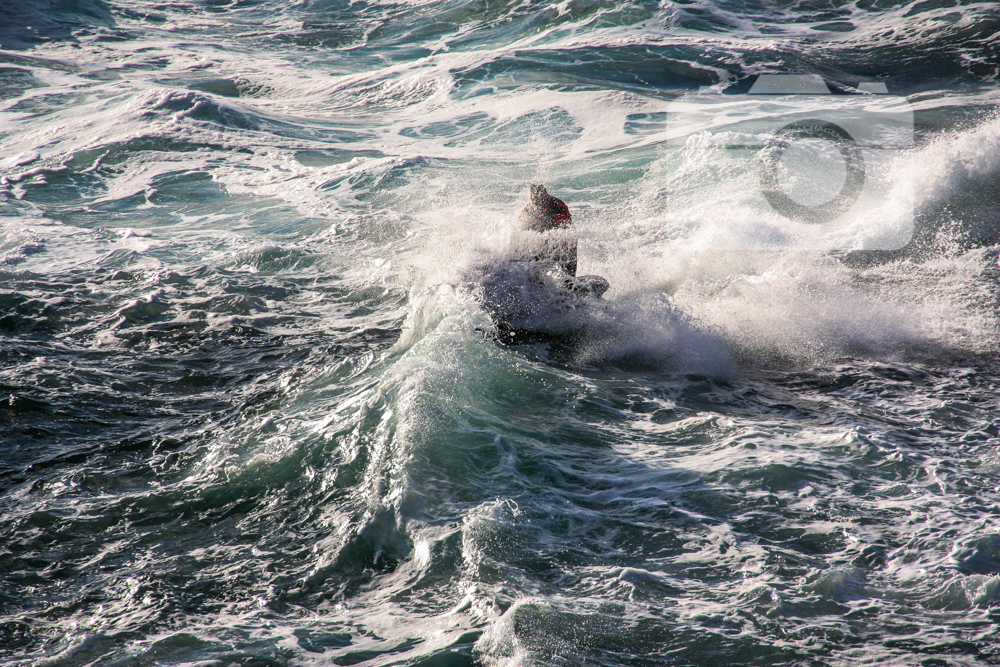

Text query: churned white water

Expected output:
[2,1,1000,665]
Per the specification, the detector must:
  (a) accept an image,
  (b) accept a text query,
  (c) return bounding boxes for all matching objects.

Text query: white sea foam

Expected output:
[4,3,1000,666]
[5,15,997,376]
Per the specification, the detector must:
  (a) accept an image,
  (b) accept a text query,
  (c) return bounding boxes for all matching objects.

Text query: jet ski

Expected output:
[476,183,610,345]
[474,259,610,345]
[563,274,610,298]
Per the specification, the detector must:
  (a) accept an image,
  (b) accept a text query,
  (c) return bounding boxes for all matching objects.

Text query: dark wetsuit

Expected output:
[518,190,577,276]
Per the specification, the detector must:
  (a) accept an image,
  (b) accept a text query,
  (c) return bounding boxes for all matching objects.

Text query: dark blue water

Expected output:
[2,1,1000,665]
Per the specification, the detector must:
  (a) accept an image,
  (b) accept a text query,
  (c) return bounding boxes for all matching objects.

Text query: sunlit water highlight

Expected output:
[2,1,1000,665]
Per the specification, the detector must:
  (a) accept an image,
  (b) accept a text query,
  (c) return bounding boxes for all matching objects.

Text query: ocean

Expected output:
[2,0,1000,665]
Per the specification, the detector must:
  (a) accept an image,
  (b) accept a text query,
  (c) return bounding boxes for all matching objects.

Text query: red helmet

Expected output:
[520,183,572,230]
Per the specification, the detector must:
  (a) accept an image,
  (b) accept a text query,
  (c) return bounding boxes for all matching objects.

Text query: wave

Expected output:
[4,2,1000,665]
[0,0,113,51]
[907,113,1000,249]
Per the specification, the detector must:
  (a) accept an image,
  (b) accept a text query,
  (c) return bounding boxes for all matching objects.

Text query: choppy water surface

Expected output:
[2,1,1000,665]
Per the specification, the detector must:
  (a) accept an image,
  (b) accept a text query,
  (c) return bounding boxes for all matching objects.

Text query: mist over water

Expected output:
[2,1,1000,665]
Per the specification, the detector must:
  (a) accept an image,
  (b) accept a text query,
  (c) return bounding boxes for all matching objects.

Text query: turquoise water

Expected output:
[3,1,1000,664]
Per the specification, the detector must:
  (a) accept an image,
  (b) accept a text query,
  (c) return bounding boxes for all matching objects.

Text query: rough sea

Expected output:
[3,1,1000,665]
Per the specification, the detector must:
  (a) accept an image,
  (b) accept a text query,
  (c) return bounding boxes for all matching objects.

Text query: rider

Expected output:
[517,183,577,276]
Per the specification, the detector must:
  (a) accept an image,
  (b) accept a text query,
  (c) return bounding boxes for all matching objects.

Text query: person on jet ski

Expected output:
[517,183,577,276]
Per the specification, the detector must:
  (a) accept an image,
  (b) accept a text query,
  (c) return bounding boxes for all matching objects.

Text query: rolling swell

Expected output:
[2,0,1000,665]
[0,231,406,660]
[0,0,113,51]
